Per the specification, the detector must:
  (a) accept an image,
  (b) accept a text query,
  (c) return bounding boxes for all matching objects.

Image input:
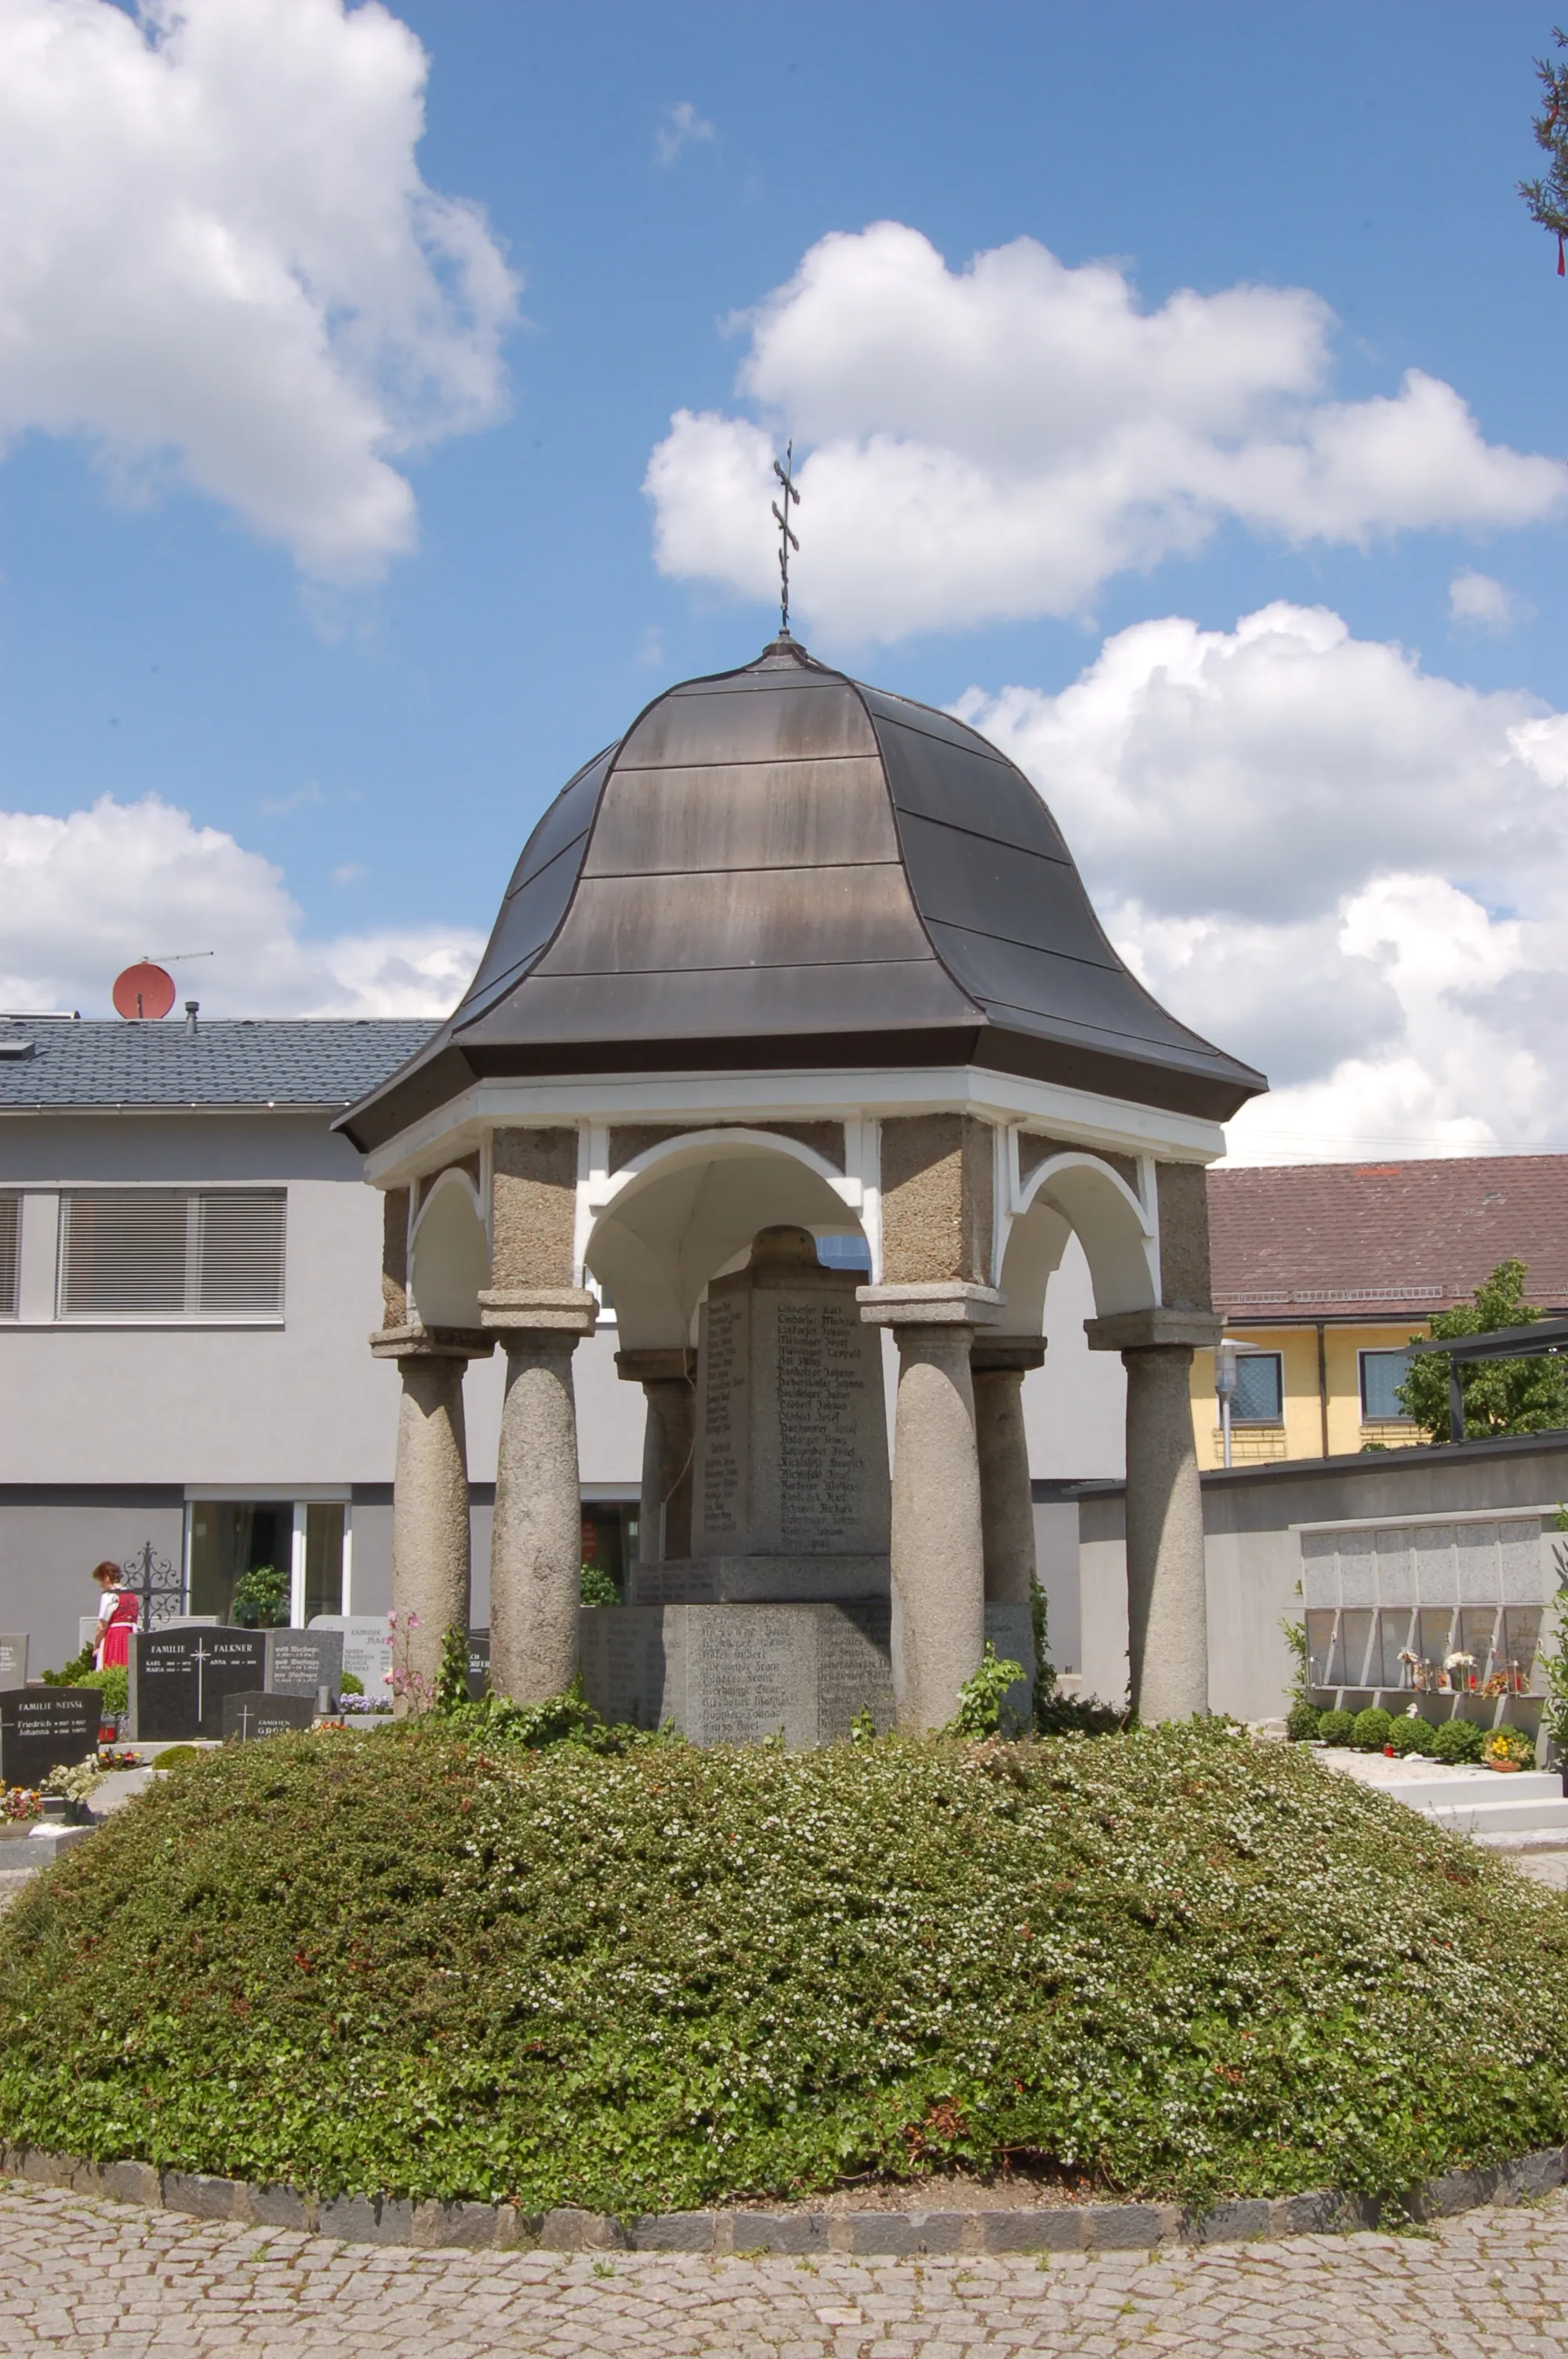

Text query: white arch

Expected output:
[1002,1150,1158,1325]
[585,1129,866,1353]
[409,1168,488,1329]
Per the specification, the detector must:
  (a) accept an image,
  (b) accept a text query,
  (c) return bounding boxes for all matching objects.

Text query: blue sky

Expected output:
[5,0,1568,1158]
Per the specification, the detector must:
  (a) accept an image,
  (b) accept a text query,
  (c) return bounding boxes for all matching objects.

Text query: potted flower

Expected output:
[1483,1726,1534,1773]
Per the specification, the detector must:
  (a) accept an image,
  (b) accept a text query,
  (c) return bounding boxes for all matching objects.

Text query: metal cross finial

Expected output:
[771,441,800,636]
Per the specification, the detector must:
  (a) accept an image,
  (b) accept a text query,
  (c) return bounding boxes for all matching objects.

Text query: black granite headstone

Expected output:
[129,1629,268,1741]
[221,1692,316,1743]
[467,1628,489,1700]
[0,1688,98,1790]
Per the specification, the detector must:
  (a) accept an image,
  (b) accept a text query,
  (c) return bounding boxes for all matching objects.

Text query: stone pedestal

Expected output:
[858,1281,1004,1732]
[616,1347,696,1566]
[482,1288,598,1704]
[972,1339,1044,1609]
[643,1227,890,1606]
[578,1598,1033,1745]
[370,1325,492,1713]
[1086,1307,1219,1723]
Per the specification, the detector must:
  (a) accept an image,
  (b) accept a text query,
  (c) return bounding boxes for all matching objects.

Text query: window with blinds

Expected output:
[57,1190,285,1320]
[0,1195,17,1318]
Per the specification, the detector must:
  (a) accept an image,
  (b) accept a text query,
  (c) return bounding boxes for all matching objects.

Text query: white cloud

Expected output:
[0,0,519,579]
[0,795,482,1018]
[1449,569,1534,633]
[655,100,717,167]
[956,605,1568,1161]
[646,224,1566,639]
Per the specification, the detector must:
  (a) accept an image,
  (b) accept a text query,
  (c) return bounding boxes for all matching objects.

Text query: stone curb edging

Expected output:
[4,2143,1566,2257]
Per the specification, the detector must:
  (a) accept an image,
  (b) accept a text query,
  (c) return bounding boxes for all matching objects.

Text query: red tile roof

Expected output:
[1207,1156,1568,1323]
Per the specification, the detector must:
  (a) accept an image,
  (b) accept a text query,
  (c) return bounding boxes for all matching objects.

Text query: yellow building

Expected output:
[1189,1156,1568,1470]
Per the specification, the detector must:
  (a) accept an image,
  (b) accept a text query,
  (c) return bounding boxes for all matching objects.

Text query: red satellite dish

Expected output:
[112,962,177,1020]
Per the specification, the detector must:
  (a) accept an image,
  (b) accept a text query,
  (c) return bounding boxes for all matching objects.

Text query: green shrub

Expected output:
[231,1564,289,1629]
[579,1564,620,1608]
[42,1647,93,1687]
[945,1641,1026,1740]
[2,1721,1566,2215]
[1387,1714,1435,1757]
[78,1667,128,1717]
[151,1747,202,1772]
[339,1673,364,1698]
[1285,1701,1321,1743]
[1431,1717,1486,1765]
[1318,1708,1356,1747]
[1350,1707,1395,1753]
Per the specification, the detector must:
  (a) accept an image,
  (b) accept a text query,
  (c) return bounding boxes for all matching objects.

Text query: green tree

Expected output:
[1520,29,1568,269]
[1396,1258,1568,1441]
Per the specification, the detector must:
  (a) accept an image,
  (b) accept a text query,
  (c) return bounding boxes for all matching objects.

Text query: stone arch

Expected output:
[585,1128,866,1352]
[409,1168,489,1329]
[1000,1151,1158,1329]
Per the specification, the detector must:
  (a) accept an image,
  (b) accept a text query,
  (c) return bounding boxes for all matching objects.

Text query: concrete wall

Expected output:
[1060,1430,1568,1723]
[0,1492,186,1674]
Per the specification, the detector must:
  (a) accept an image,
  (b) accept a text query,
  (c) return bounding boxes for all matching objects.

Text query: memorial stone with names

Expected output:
[129,1629,268,1741]
[222,1692,317,1743]
[0,1688,98,1790]
[0,1636,27,1691]
[638,1227,890,1607]
[263,1627,343,1704]
[308,1615,393,1700]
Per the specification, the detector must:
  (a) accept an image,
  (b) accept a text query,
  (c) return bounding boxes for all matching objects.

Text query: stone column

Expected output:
[615,1347,697,1565]
[370,1324,492,1713]
[858,1282,1004,1732]
[971,1339,1045,1606]
[1085,1308,1220,1722]
[481,1288,598,1704]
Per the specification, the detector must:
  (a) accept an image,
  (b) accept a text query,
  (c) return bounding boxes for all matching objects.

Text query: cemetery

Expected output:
[0,638,1566,2244]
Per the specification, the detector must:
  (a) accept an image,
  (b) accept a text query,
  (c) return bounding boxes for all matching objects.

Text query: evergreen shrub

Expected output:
[1387,1715,1434,1757]
[1350,1708,1395,1753]
[1,1721,1566,2215]
[1431,1718,1486,1765]
[1285,1701,1321,1743]
[1317,1709,1356,1747]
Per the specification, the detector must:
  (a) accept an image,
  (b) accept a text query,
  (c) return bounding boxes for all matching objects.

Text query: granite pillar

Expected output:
[972,1339,1045,1608]
[858,1281,1004,1732]
[369,1324,492,1714]
[1086,1307,1221,1723]
[482,1287,598,1704]
[616,1347,697,1565]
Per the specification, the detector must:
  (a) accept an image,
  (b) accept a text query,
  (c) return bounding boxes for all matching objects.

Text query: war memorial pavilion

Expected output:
[339,633,1265,1738]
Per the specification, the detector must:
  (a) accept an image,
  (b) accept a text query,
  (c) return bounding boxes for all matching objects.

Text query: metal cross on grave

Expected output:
[192,1635,209,1728]
[772,442,800,637]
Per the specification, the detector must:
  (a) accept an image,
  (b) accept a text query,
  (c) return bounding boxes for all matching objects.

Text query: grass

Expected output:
[0,1718,1563,2214]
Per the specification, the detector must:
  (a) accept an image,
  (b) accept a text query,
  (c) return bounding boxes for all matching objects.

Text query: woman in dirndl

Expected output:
[91,1561,139,1670]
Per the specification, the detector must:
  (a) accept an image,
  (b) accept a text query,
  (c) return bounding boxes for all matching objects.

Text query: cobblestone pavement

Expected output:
[2,2181,1568,2357]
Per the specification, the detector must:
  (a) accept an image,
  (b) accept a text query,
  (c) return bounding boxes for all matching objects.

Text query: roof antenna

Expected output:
[771,441,800,638]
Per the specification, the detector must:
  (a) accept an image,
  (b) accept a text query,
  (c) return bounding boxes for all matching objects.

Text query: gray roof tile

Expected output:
[0,1019,435,1110]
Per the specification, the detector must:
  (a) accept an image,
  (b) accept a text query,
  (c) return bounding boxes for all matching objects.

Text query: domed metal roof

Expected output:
[341,638,1265,1150]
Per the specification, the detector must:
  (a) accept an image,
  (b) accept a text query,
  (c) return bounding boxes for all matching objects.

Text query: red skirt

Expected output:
[96,1595,139,1670]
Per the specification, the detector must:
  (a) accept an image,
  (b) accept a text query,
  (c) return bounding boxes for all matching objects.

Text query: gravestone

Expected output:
[0,1689,98,1790]
[264,1628,343,1704]
[222,1692,316,1743]
[467,1629,489,1699]
[308,1615,393,1699]
[633,1227,890,1605]
[128,1629,268,1741]
[0,1636,27,1689]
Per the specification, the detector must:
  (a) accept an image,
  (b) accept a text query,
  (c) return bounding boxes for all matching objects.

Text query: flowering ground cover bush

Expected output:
[0,1720,1564,2215]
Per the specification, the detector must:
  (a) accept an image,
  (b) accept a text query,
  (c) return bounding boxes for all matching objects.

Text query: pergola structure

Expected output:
[340,636,1265,1730]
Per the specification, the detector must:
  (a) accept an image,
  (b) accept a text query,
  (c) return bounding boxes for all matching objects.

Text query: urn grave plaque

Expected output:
[129,1629,268,1741]
[0,1688,98,1790]
[222,1692,316,1743]
[0,1636,27,1690]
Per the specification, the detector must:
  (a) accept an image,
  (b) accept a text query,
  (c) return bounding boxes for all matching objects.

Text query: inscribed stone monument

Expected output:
[129,1629,268,1741]
[308,1615,392,1698]
[222,1692,317,1743]
[0,1688,98,1790]
[264,1628,343,1703]
[0,1636,27,1690]
[633,1227,890,1606]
